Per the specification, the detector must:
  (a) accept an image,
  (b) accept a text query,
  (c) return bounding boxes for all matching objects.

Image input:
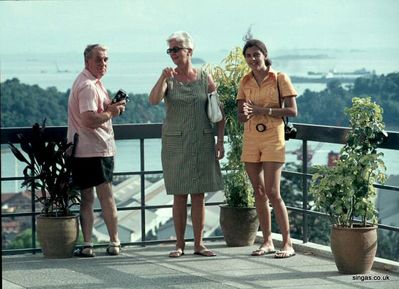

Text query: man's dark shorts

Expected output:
[72,157,114,190]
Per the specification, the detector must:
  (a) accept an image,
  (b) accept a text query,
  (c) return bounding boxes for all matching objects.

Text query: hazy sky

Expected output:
[1,0,398,54]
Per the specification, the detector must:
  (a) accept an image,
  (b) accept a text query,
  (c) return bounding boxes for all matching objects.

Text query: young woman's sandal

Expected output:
[74,245,95,257]
[251,247,276,256]
[193,248,216,257]
[169,248,184,258]
[106,242,121,256]
[274,249,296,259]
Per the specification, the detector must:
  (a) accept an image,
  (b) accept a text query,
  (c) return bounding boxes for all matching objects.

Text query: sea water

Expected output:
[2,139,398,194]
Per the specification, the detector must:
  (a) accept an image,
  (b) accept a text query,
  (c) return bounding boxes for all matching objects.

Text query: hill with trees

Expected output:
[0,78,165,127]
[296,73,399,131]
[1,73,399,130]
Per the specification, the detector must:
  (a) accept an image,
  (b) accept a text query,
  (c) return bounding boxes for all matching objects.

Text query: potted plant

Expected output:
[309,97,387,274]
[208,48,258,246]
[9,119,80,258]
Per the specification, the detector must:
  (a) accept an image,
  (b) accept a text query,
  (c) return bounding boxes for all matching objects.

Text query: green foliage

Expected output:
[7,228,38,249]
[377,229,399,261]
[206,47,254,208]
[273,163,331,245]
[8,120,80,217]
[1,78,69,127]
[7,228,88,249]
[112,92,165,124]
[2,73,399,130]
[276,163,305,239]
[0,78,165,127]
[296,83,351,127]
[296,73,399,130]
[310,97,387,227]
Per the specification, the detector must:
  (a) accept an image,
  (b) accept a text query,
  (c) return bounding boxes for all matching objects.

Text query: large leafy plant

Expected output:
[207,47,254,207]
[310,97,387,227]
[9,120,80,217]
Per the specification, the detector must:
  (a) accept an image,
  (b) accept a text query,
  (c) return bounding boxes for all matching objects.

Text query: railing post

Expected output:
[302,140,309,243]
[140,139,146,245]
[30,157,37,253]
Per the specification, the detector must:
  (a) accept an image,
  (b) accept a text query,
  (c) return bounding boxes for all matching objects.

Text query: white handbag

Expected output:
[207,91,223,123]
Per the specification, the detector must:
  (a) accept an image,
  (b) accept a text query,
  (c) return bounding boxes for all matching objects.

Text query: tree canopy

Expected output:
[1,78,165,127]
[296,73,399,131]
[1,73,398,130]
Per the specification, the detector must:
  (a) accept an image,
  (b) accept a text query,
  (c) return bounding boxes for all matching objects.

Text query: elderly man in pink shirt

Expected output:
[67,44,126,257]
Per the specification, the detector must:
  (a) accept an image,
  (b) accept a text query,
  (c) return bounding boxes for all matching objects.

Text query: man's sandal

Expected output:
[106,243,121,256]
[74,245,95,257]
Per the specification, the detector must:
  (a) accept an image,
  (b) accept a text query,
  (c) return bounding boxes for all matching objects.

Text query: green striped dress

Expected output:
[161,69,223,195]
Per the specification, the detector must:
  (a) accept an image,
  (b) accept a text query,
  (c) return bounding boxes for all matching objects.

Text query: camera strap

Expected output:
[276,72,289,126]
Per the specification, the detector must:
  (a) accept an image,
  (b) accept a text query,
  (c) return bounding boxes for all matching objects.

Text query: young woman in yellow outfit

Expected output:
[237,38,298,258]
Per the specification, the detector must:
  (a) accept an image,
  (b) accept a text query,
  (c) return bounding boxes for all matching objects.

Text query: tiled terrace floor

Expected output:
[2,239,399,289]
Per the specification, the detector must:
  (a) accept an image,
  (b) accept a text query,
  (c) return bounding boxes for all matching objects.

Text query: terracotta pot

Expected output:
[330,225,377,274]
[37,215,79,258]
[219,205,259,247]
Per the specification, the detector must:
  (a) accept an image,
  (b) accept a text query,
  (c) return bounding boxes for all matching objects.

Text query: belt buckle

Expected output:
[256,123,266,132]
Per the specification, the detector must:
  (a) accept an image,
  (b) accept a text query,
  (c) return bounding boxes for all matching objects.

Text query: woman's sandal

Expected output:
[251,247,276,256]
[169,248,184,258]
[74,245,95,257]
[193,248,216,257]
[106,243,121,256]
[274,249,296,259]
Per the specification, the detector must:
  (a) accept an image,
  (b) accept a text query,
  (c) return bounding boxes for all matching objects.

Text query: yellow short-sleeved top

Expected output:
[236,68,297,163]
[236,68,297,136]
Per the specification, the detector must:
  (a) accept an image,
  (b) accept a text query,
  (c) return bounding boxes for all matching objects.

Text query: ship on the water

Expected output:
[291,68,375,83]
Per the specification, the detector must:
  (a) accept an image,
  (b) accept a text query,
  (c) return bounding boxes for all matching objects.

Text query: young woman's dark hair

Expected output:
[242,39,272,67]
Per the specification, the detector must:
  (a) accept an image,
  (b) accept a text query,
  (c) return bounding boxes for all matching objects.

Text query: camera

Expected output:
[112,89,129,104]
[284,123,297,140]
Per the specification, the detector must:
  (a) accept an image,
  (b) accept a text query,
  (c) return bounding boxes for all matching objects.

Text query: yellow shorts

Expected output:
[241,125,285,163]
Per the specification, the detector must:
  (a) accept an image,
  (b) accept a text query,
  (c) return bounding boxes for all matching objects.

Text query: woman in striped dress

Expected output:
[149,31,225,258]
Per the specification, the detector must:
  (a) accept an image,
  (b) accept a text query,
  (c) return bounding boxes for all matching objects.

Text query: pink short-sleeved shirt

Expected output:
[67,69,116,158]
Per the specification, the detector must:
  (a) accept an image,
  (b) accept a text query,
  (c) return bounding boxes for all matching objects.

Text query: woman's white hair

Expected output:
[166,31,194,50]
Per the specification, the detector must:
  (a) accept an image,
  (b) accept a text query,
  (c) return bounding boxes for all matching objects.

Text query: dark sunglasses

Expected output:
[166,47,187,54]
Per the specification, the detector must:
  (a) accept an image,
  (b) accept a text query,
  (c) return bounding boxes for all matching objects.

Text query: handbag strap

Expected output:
[198,67,209,94]
[276,72,289,125]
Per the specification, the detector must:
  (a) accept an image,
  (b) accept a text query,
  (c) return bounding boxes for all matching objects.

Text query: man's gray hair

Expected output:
[166,31,194,50]
[84,44,107,61]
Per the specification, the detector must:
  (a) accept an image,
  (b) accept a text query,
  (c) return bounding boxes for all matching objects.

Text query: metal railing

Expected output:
[1,123,399,255]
